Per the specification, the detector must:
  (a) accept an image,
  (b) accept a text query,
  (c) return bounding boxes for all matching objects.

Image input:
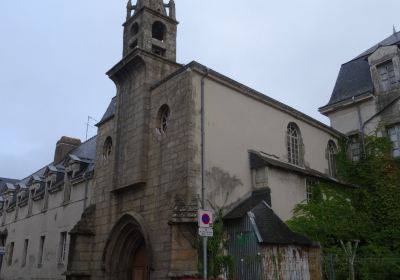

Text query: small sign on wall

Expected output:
[198,210,213,228]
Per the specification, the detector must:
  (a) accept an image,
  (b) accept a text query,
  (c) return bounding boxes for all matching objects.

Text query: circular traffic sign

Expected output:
[202,213,211,225]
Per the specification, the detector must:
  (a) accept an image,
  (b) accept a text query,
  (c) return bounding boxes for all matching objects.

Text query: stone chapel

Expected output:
[0,1,343,279]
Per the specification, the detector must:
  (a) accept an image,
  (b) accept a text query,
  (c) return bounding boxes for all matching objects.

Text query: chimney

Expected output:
[54,136,81,164]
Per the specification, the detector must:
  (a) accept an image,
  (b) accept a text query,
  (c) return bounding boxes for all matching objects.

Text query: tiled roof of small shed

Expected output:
[223,190,315,246]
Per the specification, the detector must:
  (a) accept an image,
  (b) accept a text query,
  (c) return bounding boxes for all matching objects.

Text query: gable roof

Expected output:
[223,190,315,246]
[224,189,271,219]
[251,202,315,246]
[151,61,343,138]
[249,150,355,188]
[321,31,400,110]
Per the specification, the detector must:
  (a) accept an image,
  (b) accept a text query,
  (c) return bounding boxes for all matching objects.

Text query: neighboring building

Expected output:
[0,137,96,280]
[1,1,345,280]
[320,31,400,159]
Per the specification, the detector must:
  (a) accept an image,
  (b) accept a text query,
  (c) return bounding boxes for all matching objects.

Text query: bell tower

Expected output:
[123,0,177,61]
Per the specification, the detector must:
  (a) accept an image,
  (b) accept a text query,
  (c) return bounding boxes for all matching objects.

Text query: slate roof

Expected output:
[1,136,97,197]
[71,136,97,161]
[321,31,400,109]
[151,61,343,137]
[249,150,355,188]
[251,202,314,246]
[223,190,315,246]
[224,189,271,219]
[97,97,116,126]
[101,55,343,137]
[0,178,19,194]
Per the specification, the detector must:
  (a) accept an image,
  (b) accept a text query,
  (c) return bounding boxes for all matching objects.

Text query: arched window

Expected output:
[157,105,170,135]
[131,22,139,36]
[287,123,301,165]
[152,21,166,41]
[103,137,113,160]
[327,140,337,177]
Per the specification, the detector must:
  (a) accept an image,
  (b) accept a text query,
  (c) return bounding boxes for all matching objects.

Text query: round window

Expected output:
[157,105,170,134]
[103,137,113,160]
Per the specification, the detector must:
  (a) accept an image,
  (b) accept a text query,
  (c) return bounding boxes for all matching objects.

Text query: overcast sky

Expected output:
[1,0,399,179]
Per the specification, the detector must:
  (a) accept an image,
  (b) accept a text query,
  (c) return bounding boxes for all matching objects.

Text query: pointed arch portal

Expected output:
[103,213,152,280]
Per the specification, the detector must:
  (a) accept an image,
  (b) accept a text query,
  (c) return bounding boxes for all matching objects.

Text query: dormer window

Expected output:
[378,60,398,92]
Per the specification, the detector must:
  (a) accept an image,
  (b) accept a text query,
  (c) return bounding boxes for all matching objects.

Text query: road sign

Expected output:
[198,210,213,228]
[199,227,214,237]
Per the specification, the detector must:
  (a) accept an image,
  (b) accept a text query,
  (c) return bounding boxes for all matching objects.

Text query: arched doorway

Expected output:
[132,242,147,280]
[103,213,152,280]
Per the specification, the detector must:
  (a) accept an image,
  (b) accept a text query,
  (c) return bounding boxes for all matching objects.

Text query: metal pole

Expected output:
[201,68,210,280]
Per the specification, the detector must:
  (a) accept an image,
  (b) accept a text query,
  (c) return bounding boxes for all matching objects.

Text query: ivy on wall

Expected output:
[288,136,400,279]
[197,211,234,280]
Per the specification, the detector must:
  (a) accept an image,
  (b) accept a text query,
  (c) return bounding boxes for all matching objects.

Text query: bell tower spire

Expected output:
[123,0,178,61]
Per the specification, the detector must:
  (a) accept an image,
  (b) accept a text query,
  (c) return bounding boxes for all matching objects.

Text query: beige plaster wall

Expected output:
[328,99,376,135]
[268,169,306,221]
[192,73,338,220]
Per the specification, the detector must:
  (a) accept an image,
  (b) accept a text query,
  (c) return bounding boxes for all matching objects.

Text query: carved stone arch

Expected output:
[103,212,152,280]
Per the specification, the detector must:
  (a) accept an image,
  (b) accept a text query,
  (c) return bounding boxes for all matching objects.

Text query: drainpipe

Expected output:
[353,96,366,156]
[201,67,210,280]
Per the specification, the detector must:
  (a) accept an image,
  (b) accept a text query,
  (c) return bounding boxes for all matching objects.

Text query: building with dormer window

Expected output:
[320,31,400,158]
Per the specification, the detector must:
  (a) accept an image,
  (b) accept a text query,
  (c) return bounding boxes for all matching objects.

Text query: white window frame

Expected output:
[388,124,400,158]
[305,179,318,203]
[327,141,338,177]
[287,123,300,165]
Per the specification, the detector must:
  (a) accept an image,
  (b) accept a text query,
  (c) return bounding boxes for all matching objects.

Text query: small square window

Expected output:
[348,134,361,161]
[306,179,318,203]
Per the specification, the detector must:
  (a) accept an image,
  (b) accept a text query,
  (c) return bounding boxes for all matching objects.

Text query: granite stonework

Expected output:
[66,1,200,279]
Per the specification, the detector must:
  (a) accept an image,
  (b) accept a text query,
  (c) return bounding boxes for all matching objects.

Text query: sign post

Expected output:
[198,209,213,279]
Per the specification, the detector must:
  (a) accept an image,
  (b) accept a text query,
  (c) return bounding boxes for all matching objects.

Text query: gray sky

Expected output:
[1,0,399,179]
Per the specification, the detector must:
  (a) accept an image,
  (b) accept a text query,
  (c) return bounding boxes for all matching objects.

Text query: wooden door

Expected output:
[132,244,147,280]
